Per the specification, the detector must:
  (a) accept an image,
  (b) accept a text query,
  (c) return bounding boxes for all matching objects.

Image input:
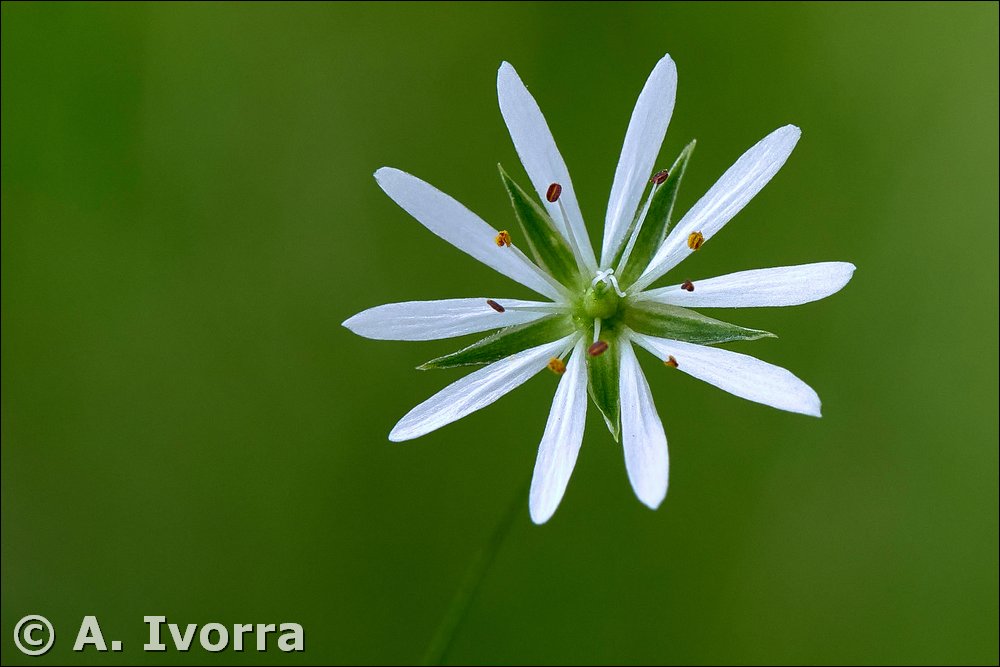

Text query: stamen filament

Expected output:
[502,303,567,314]
[508,245,575,301]
[556,197,592,275]
[615,178,662,279]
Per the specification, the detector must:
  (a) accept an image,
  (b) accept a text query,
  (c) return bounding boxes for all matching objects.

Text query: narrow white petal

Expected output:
[497,62,597,271]
[601,54,678,267]
[389,334,576,442]
[343,298,560,341]
[375,167,565,300]
[631,333,821,417]
[639,262,856,308]
[619,341,669,509]
[529,340,588,524]
[633,125,801,292]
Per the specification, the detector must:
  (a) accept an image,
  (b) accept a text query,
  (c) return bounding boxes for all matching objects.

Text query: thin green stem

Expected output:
[420,476,529,666]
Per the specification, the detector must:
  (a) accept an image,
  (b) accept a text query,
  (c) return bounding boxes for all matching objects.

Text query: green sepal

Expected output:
[498,164,580,289]
[623,301,775,345]
[617,140,696,287]
[419,314,575,370]
[587,336,621,442]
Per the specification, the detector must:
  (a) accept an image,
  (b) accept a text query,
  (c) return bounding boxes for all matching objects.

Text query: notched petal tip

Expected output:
[387,425,411,443]
[528,496,554,525]
[776,124,803,149]
[637,486,668,511]
[803,396,823,418]
[341,311,376,338]
[654,52,677,75]
[341,314,359,331]
[497,60,518,88]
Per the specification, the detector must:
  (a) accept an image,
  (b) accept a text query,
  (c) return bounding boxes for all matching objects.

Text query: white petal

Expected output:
[630,333,821,417]
[601,54,678,267]
[633,125,801,292]
[497,62,597,271]
[638,262,856,308]
[375,167,565,301]
[389,334,576,442]
[619,341,669,509]
[343,298,560,341]
[529,340,588,524]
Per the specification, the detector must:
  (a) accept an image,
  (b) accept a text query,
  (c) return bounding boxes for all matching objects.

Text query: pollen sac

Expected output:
[486,299,505,313]
[545,182,562,203]
[680,280,695,292]
[495,230,512,247]
[588,340,609,357]
[650,169,669,185]
[687,231,705,250]
[547,357,567,375]
[664,355,679,368]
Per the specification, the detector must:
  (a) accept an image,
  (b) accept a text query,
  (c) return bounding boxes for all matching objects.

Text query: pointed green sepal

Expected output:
[587,336,621,441]
[617,140,696,287]
[623,301,775,345]
[498,164,580,289]
[419,314,575,370]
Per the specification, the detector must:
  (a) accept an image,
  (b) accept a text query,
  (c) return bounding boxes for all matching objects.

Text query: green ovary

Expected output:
[582,283,620,321]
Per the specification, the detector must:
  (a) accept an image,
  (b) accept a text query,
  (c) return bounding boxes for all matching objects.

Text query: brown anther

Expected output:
[546,183,562,203]
[588,340,609,357]
[547,357,566,375]
[680,280,695,292]
[651,169,669,185]
[495,230,512,247]
[486,299,505,313]
[687,231,705,250]
[664,355,679,368]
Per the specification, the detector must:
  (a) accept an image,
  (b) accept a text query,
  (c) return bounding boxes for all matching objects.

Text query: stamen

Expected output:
[588,340,609,357]
[664,355,679,368]
[495,230,512,247]
[615,168,667,277]
[486,299,505,312]
[593,319,601,343]
[546,182,562,203]
[547,357,566,375]
[687,231,704,250]
[554,197,590,273]
[680,280,694,292]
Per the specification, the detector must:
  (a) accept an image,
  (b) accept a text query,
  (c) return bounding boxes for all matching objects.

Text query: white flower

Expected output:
[343,54,855,524]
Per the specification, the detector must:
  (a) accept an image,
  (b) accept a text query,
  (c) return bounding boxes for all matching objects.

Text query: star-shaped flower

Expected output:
[344,54,855,524]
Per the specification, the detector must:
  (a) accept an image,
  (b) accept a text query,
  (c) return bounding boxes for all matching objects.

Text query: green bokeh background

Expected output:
[2,2,997,665]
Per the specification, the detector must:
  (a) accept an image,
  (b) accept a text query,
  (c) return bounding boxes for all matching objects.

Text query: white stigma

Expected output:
[592,269,627,297]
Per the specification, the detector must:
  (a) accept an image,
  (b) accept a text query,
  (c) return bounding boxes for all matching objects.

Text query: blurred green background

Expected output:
[2,2,997,665]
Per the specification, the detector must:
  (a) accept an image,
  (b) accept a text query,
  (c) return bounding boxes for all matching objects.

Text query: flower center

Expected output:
[583,270,623,320]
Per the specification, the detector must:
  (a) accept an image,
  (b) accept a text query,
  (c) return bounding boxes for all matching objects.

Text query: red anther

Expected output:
[546,183,562,203]
[664,355,679,368]
[680,280,694,292]
[651,169,669,185]
[486,299,505,313]
[588,340,609,357]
